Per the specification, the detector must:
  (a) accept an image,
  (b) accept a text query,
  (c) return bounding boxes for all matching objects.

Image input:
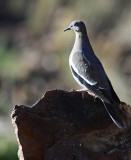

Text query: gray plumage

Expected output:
[64,20,126,128]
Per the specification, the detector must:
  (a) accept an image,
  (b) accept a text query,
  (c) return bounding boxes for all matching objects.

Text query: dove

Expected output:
[64,20,126,128]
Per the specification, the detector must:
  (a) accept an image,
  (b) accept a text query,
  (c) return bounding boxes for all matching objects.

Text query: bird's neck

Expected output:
[72,31,94,54]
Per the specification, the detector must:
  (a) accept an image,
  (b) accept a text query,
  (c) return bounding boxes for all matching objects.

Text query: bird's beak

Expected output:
[64,27,71,32]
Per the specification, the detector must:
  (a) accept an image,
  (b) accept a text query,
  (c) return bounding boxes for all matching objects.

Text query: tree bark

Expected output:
[11,90,131,160]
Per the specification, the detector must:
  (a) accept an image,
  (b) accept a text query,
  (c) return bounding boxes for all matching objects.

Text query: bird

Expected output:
[64,20,126,128]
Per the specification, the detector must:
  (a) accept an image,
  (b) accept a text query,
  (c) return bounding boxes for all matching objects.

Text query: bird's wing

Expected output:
[71,51,110,90]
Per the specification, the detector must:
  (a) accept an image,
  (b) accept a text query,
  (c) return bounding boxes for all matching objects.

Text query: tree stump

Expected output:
[11,90,131,160]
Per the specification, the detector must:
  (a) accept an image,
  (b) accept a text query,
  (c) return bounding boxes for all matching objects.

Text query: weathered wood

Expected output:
[11,90,131,160]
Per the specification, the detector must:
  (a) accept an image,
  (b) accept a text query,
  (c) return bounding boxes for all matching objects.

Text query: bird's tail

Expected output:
[103,102,126,128]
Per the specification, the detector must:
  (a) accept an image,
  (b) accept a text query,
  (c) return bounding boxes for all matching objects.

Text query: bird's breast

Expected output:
[69,51,83,66]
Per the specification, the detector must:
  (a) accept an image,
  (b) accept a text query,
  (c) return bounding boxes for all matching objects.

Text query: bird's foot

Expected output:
[76,89,88,92]
[91,93,97,98]
[87,91,97,101]
[76,89,88,99]
[93,95,97,101]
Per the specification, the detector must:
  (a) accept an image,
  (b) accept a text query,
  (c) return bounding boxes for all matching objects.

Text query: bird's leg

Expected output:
[92,94,97,101]
[70,89,88,99]
[76,89,89,99]
[90,92,97,98]
[70,88,88,92]
[85,91,97,101]
[76,89,88,92]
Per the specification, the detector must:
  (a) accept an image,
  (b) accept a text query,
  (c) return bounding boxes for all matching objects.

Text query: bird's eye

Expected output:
[74,23,78,26]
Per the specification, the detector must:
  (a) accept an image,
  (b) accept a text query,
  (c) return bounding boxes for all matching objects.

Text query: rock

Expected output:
[11,90,131,160]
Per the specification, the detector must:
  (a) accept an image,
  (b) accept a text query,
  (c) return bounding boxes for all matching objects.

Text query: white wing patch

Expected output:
[69,52,97,86]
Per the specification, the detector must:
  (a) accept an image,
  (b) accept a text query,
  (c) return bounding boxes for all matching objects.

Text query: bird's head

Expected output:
[64,20,86,33]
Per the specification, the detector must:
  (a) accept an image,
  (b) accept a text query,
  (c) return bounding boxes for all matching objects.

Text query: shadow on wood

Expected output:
[11,90,131,160]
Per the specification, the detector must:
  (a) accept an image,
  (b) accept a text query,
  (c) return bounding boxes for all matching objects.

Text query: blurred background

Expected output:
[0,0,131,159]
